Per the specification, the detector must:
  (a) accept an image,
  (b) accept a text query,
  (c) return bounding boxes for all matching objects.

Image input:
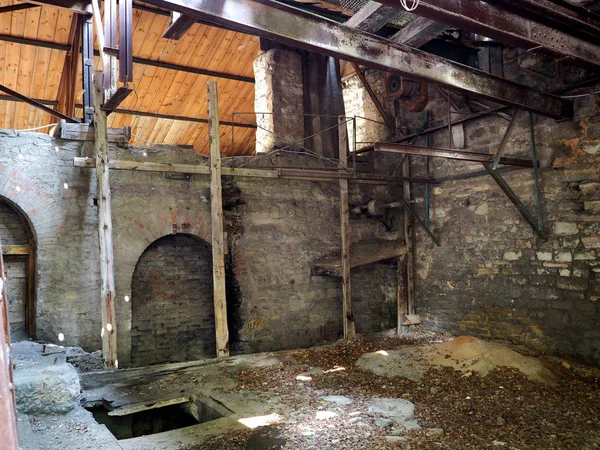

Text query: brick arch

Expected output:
[0,165,60,341]
[113,208,212,367]
[129,233,215,366]
[0,164,60,238]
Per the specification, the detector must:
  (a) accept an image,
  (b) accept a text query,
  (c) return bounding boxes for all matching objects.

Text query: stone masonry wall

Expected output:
[0,132,396,366]
[366,55,600,366]
[131,234,215,366]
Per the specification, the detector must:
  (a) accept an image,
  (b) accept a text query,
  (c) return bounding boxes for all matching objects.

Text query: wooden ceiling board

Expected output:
[0,2,259,154]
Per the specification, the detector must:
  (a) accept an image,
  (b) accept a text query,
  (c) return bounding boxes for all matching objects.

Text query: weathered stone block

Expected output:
[536,252,553,261]
[556,278,589,291]
[584,201,600,212]
[582,236,600,249]
[503,251,522,261]
[15,364,80,415]
[554,222,578,235]
[555,252,573,263]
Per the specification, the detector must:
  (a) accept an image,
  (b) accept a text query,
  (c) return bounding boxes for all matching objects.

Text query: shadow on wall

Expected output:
[130,233,216,366]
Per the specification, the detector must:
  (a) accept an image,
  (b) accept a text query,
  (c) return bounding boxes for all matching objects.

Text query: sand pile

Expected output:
[356,336,557,384]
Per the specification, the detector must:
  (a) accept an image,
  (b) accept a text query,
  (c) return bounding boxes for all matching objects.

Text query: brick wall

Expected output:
[0,200,29,245]
[131,234,215,366]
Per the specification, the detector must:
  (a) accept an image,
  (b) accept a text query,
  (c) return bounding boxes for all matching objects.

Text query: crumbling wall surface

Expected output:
[232,176,343,352]
[384,63,600,365]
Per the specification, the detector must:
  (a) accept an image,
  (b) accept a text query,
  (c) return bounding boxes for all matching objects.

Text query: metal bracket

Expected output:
[491,108,520,170]
[397,196,441,246]
[485,112,545,239]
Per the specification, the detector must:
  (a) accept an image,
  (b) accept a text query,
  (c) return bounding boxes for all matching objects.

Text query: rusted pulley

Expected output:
[385,73,429,112]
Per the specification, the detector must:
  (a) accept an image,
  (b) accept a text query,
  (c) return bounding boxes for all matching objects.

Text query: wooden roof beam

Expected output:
[0,94,257,128]
[163,11,196,39]
[391,16,449,48]
[0,34,255,83]
[343,1,399,32]
[138,0,571,119]
[0,3,39,13]
[0,84,80,123]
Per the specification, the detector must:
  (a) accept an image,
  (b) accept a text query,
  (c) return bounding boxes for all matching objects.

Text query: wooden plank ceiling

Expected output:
[0,0,260,155]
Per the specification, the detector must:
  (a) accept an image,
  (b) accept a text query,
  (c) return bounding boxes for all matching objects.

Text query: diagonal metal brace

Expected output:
[491,108,520,170]
[483,163,547,239]
[396,196,441,246]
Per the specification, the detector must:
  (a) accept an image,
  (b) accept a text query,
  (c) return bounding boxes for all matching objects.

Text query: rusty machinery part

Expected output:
[385,74,429,112]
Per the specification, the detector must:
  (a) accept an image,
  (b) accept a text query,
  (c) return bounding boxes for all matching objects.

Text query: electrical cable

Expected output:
[14,123,56,132]
[560,90,600,99]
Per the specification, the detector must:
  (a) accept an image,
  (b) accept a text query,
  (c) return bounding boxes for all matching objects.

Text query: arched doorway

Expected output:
[131,234,215,366]
[0,197,35,342]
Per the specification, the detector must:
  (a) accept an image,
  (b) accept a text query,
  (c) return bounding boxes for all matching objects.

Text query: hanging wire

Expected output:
[14,123,56,132]
[560,90,600,98]
[131,132,161,146]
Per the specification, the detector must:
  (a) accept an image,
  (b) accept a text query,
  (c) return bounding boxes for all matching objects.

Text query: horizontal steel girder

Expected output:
[485,0,600,45]
[374,143,536,167]
[375,0,600,66]
[135,0,572,120]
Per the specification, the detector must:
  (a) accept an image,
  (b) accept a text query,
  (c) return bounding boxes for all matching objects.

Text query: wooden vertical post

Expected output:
[208,81,230,358]
[26,238,36,339]
[338,116,355,339]
[402,157,415,316]
[93,71,118,368]
[0,238,19,450]
[397,257,406,335]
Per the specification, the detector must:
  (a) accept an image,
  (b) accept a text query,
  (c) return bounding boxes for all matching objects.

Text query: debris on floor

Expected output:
[356,335,558,384]
[12,334,600,450]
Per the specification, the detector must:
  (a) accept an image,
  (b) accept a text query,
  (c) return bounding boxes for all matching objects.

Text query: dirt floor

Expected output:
[199,334,600,450]
[15,333,600,450]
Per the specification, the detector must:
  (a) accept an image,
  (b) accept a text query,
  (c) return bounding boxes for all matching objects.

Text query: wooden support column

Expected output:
[93,71,118,368]
[208,81,229,358]
[397,257,406,335]
[0,238,19,450]
[402,156,415,317]
[338,116,355,339]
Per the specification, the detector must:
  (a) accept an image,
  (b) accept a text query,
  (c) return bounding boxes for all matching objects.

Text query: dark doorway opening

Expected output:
[0,197,35,341]
[131,233,215,366]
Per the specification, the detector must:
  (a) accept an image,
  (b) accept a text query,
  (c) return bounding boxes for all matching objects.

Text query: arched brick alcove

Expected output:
[130,233,215,366]
[0,197,34,341]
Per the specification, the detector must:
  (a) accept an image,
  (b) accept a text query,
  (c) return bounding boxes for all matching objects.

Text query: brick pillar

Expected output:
[253,48,304,153]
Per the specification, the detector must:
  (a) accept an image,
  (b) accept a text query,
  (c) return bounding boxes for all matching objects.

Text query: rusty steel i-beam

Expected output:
[136,0,572,120]
[374,143,537,168]
[374,0,600,66]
